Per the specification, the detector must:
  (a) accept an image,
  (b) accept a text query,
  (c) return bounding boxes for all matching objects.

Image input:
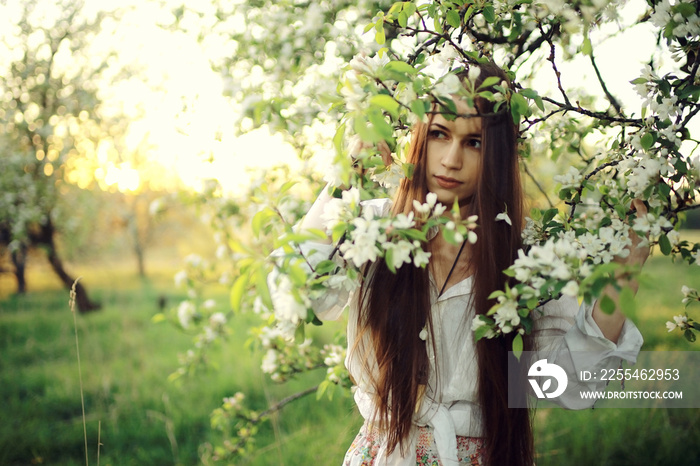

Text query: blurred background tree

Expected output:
[0,0,124,311]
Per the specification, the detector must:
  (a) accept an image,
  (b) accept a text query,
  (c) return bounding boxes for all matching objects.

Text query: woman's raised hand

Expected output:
[619,199,651,268]
[349,137,393,168]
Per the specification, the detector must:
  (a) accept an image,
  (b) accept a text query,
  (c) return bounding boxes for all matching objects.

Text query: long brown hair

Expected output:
[353,62,533,465]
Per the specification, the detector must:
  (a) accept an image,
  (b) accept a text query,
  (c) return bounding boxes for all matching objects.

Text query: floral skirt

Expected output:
[343,423,484,465]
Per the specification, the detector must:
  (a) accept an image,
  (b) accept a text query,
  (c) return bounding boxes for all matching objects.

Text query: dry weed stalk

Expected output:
[70,277,89,466]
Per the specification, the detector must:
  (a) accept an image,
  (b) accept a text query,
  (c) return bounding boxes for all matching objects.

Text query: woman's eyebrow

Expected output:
[430,121,481,137]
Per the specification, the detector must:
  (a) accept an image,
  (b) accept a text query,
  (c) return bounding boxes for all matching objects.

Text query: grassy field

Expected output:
[1,249,699,465]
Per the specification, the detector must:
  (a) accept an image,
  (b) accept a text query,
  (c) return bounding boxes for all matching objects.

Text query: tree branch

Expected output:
[522,161,555,208]
[589,53,623,115]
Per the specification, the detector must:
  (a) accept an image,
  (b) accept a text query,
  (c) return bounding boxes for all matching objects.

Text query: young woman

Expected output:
[288,62,647,466]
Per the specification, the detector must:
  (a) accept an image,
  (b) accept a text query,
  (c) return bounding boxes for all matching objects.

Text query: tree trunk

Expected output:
[11,242,27,294]
[130,215,146,278]
[32,219,101,313]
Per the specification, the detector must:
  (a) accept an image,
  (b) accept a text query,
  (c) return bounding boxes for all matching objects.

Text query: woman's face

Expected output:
[425,98,482,210]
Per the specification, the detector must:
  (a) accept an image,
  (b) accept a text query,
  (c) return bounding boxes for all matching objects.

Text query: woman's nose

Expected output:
[441,142,462,169]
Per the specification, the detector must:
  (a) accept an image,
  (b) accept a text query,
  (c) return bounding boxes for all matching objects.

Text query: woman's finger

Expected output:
[630,199,648,217]
[625,199,650,266]
[377,140,392,166]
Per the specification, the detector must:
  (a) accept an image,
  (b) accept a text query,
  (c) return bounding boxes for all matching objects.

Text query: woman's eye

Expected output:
[466,138,482,149]
[428,130,447,139]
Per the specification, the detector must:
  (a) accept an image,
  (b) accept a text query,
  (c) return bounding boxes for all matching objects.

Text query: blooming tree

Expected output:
[161,0,700,461]
[0,0,124,310]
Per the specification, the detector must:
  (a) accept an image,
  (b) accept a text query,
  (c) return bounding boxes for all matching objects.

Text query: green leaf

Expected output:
[306,228,330,240]
[675,2,696,18]
[478,76,501,90]
[385,248,396,273]
[474,323,492,341]
[230,274,249,313]
[385,60,418,76]
[363,22,375,34]
[581,37,592,56]
[600,294,616,315]
[252,207,275,238]
[151,313,166,323]
[510,92,529,123]
[410,99,426,121]
[619,287,636,317]
[400,228,427,241]
[640,132,655,150]
[512,333,523,359]
[333,121,346,156]
[353,114,378,142]
[404,2,416,17]
[482,5,495,23]
[446,9,460,28]
[630,77,648,85]
[684,329,696,342]
[438,96,458,118]
[315,260,338,276]
[370,94,400,119]
[398,11,408,27]
[388,2,403,15]
[295,322,305,344]
[375,27,385,45]
[367,109,394,140]
[317,380,330,400]
[255,268,273,310]
[488,290,506,300]
[659,233,672,255]
[542,208,559,225]
[288,263,309,286]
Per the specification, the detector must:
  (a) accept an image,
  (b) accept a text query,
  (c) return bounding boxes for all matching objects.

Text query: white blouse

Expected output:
[273,199,644,466]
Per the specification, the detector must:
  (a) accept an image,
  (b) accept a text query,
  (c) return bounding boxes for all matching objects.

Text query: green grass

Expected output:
[534,252,700,466]
[0,264,361,466]
[1,249,699,465]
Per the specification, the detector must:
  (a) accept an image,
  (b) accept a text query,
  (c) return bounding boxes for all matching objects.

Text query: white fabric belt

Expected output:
[354,388,481,465]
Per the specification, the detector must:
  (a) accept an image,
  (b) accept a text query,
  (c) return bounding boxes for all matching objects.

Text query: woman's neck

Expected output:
[429,231,472,294]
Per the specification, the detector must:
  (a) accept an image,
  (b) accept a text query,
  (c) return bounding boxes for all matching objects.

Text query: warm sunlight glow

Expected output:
[104,163,141,192]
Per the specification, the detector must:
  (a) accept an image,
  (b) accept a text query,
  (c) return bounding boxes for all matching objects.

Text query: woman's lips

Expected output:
[434,175,463,189]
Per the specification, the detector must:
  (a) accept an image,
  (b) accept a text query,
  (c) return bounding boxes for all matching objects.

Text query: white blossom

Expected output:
[210,312,226,328]
[419,327,428,341]
[203,299,216,309]
[493,299,520,330]
[412,241,431,268]
[561,280,579,297]
[496,211,512,225]
[223,392,245,410]
[471,316,496,338]
[270,275,309,325]
[371,161,404,189]
[691,249,700,265]
[178,300,196,329]
[553,166,583,189]
[665,314,688,332]
[322,344,345,367]
[174,270,188,287]
[392,212,415,230]
[339,215,386,267]
[434,73,462,96]
[349,52,390,77]
[184,254,202,267]
[261,349,278,374]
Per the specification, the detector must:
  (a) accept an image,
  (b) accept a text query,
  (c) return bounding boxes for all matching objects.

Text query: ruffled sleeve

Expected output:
[532,296,644,409]
[267,198,393,322]
[268,241,349,321]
